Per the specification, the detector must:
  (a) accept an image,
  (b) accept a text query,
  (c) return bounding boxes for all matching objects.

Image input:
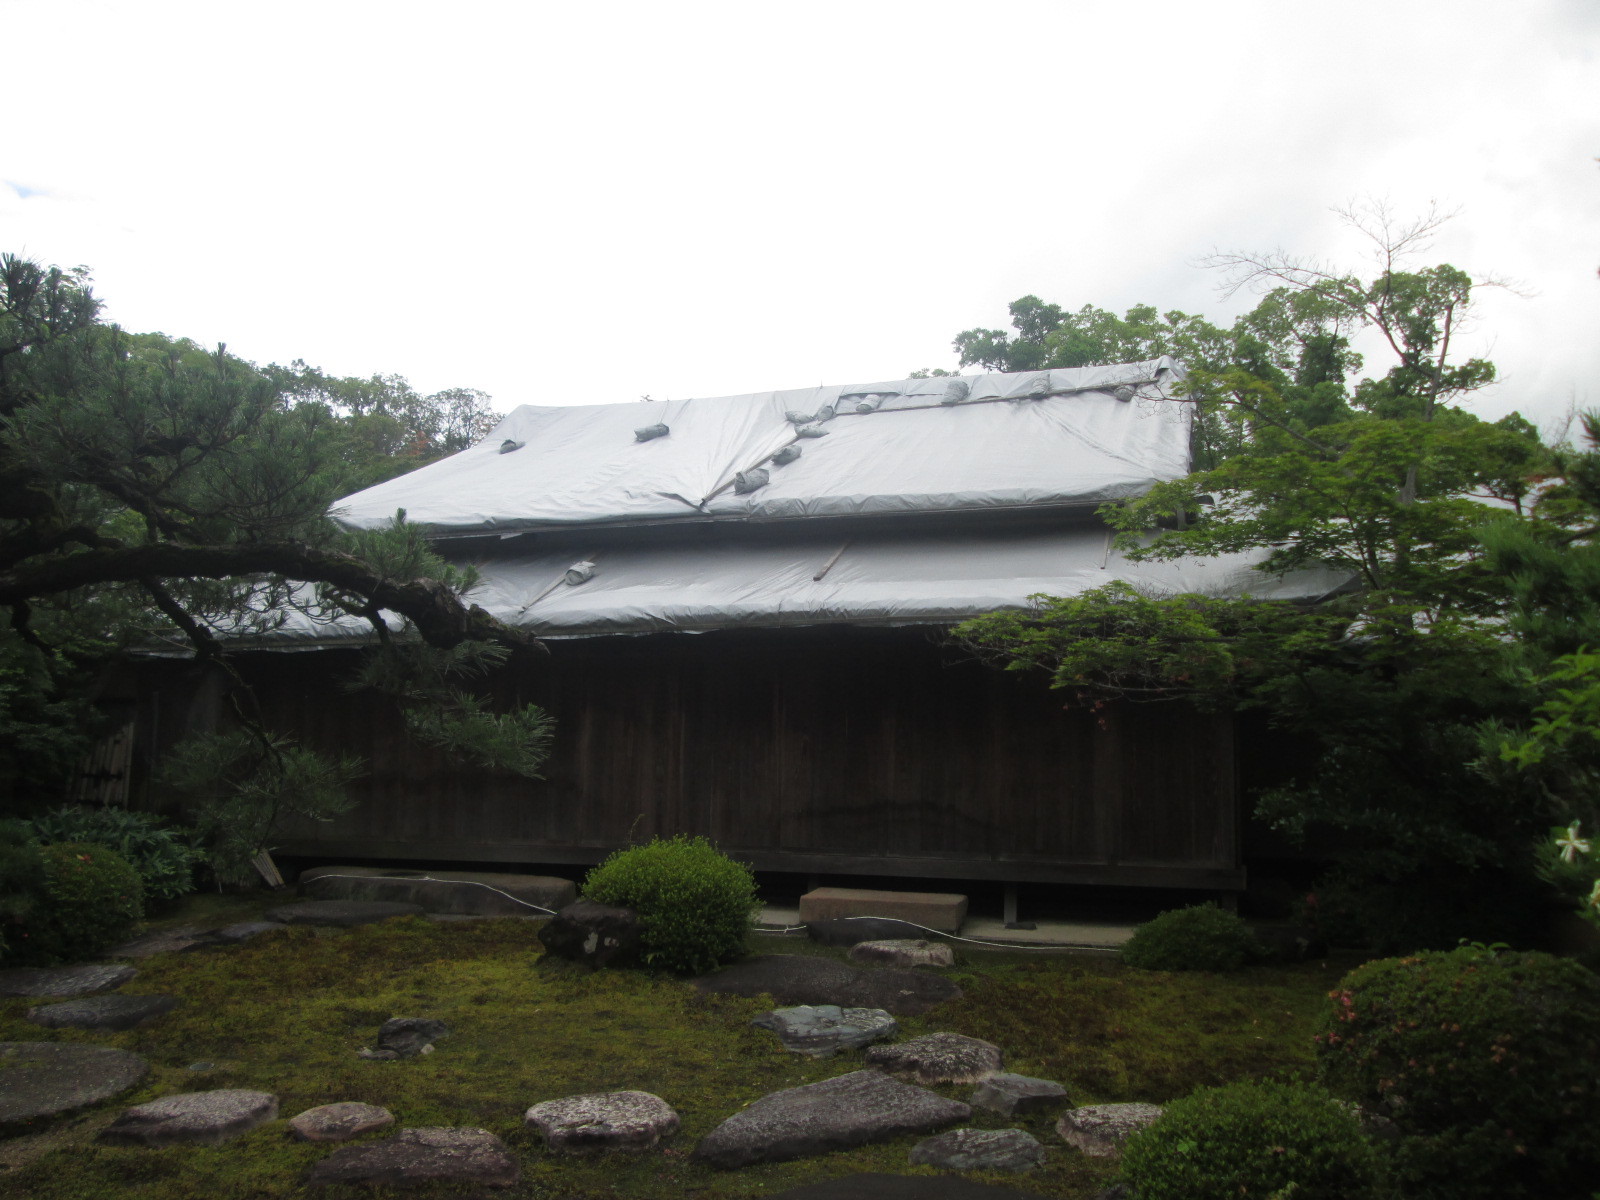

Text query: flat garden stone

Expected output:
[299,865,576,916]
[969,1073,1072,1117]
[693,954,961,1016]
[109,926,214,957]
[693,1069,971,1168]
[537,899,642,968]
[752,1005,898,1056]
[27,993,181,1031]
[0,1042,149,1126]
[100,1088,279,1146]
[865,1032,1004,1085]
[307,1126,520,1187]
[288,1101,396,1142]
[263,899,424,927]
[807,917,931,947]
[768,1175,1053,1200]
[524,1090,680,1152]
[215,920,287,943]
[848,939,955,969]
[909,1127,1046,1173]
[1056,1103,1164,1157]
[0,963,136,997]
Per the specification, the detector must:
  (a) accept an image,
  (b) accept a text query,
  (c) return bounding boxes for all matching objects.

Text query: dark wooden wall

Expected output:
[212,627,1240,888]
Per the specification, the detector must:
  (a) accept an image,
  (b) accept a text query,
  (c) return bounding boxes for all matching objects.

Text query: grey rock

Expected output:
[288,1101,395,1142]
[109,926,214,957]
[27,993,180,1031]
[356,1049,402,1061]
[909,1127,1046,1173]
[215,920,287,943]
[848,938,954,969]
[537,899,642,968]
[769,1175,1052,1200]
[866,1032,1004,1086]
[0,963,136,997]
[263,899,424,928]
[0,1042,149,1126]
[807,917,928,947]
[100,1088,279,1147]
[370,1017,449,1058]
[693,1069,970,1168]
[969,1074,1071,1117]
[751,1005,898,1056]
[298,865,576,916]
[1056,1102,1163,1157]
[693,954,960,1016]
[307,1126,520,1188]
[524,1090,680,1152]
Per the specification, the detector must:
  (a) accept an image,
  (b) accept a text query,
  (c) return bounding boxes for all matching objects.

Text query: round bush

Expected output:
[29,805,199,904]
[1121,903,1264,972]
[4,842,143,966]
[1121,1080,1380,1200]
[582,835,758,974]
[1315,946,1600,1199]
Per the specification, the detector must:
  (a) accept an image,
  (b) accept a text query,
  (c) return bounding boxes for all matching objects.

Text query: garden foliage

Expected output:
[28,805,199,904]
[582,835,758,974]
[1120,1079,1380,1200]
[1120,904,1264,972]
[1314,945,1600,1199]
[1,840,143,966]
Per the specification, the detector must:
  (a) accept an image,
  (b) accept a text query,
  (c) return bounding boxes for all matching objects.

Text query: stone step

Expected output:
[797,888,968,934]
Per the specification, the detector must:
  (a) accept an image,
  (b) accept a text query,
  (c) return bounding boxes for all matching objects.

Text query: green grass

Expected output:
[0,900,1354,1199]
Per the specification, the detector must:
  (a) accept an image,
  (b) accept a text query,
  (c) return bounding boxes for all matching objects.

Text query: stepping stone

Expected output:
[109,926,214,957]
[693,955,961,1016]
[1056,1103,1164,1157]
[524,1090,679,1152]
[0,963,136,998]
[27,993,181,1031]
[807,917,931,947]
[215,920,287,943]
[299,865,577,916]
[909,1127,1046,1173]
[357,1017,450,1060]
[0,1042,149,1126]
[800,888,967,934]
[693,1069,970,1168]
[307,1127,520,1188]
[866,1032,1004,1086]
[849,939,954,969]
[100,1088,279,1147]
[752,1005,898,1056]
[288,1101,395,1142]
[768,1175,1053,1200]
[969,1074,1071,1117]
[263,900,424,927]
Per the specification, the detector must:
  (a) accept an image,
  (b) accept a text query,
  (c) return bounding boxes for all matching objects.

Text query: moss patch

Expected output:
[0,906,1344,1199]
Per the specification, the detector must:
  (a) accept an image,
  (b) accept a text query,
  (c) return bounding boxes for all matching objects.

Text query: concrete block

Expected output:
[798,888,967,934]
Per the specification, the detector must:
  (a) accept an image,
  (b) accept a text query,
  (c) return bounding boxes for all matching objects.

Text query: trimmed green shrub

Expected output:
[582,835,758,974]
[1121,903,1264,972]
[1315,945,1600,1199]
[29,805,199,904]
[0,820,46,963]
[3,841,143,966]
[1121,1079,1381,1200]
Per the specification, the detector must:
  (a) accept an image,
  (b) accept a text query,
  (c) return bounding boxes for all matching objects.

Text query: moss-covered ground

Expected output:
[0,898,1354,1199]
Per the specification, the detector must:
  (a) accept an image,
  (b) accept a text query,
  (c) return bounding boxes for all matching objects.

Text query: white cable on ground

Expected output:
[752,913,1119,953]
[302,873,562,915]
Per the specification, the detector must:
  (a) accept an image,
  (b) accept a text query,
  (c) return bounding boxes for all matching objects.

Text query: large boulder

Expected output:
[27,993,180,1031]
[264,900,424,928]
[524,1090,680,1152]
[752,1005,898,1056]
[1055,1103,1164,1158]
[537,899,642,968]
[848,939,955,969]
[909,1127,1046,1173]
[288,1101,396,1142]
[693,1069,970,1168]
[100,1089,279,1147]
[693,955,960,1016]
[0,1042,149,1127]
[0,963,136,997]
[307,1127,520,1188]
[865,1032,1004,1086]
[298,865,576,916]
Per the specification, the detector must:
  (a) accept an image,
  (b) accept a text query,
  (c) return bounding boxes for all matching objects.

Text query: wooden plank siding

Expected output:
[210,626,1241,888]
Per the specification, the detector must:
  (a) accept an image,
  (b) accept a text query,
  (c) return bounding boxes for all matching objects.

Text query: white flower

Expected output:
[1556,822,1591,864]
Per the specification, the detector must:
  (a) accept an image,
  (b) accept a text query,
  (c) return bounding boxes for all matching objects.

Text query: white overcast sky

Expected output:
[4,0,1597,433]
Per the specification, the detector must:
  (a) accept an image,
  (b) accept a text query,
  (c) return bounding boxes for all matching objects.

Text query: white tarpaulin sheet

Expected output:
[332,360,1192,534]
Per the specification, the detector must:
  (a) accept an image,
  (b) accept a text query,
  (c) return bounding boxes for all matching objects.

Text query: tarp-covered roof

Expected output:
[332,360,1191,534]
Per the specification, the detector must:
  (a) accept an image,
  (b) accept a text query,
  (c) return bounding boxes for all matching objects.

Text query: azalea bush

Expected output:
[28,805,200,905]
[1,841,143,966]
[1120,903,1265,972]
